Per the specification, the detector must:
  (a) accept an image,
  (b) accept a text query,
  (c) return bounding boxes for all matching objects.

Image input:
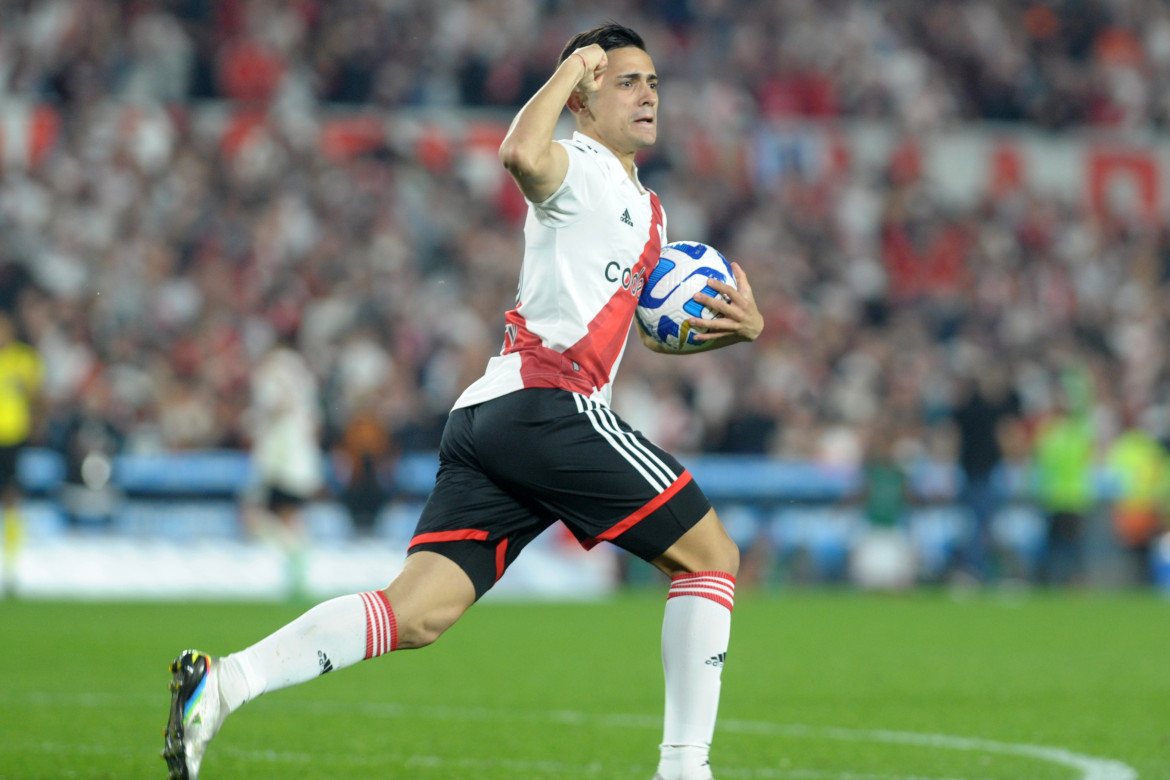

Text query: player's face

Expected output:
[587,46,658,154]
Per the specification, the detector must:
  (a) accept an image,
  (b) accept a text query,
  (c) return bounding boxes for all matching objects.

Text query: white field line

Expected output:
[290,700,1138,780]
[716,722,1138,780]
[5,693,1139,780]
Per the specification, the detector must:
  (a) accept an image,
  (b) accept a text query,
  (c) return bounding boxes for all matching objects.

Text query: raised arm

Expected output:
[498,44,607,203]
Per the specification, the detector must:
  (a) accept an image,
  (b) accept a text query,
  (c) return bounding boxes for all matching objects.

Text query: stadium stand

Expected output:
[1,0,1168,591]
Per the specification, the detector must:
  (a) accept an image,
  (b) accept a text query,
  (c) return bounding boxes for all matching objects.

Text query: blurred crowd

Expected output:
[5,0,1170,129]
[1,0,1169,579]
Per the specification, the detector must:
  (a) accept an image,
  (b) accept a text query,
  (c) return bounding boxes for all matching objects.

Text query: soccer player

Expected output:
[164,23,763,780]
[242,328,325,600]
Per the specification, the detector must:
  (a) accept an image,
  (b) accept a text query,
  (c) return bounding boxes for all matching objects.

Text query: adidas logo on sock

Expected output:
[705,652,726,668]
[318,651,334,675]
[620,208,633,226]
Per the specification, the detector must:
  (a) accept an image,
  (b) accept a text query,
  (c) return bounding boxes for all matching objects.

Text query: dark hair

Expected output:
[558,23,645,64]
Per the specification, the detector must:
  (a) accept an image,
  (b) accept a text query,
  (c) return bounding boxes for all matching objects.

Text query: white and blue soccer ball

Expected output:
[636,241,737,353]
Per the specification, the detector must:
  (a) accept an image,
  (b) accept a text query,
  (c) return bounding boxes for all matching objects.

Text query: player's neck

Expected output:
[578,129,640,183]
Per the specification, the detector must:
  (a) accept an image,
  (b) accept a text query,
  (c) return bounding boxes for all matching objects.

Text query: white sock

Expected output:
[657,571,735,778]
[216,591,397,713]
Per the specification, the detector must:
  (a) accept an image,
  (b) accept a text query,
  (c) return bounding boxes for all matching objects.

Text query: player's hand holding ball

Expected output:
[689,261,763,346]
[637,242,764,352]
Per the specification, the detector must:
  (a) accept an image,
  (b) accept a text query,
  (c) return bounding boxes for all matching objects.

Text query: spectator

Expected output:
[949,362,1021,584]
[1104,405,1169,584]
[49,375,125,529]
[849,420,917,590]
[333,391,397,536]
[1032,367,1098,586]
[857,422,913,532]
[0,307,43,593]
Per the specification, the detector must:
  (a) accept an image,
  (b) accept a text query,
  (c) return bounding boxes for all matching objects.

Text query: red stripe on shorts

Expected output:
[580,471,693,550]
[494,538,509,583]
[408,529,490,549]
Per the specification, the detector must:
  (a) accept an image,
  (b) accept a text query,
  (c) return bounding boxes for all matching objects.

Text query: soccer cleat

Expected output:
[650,767,711,780]
[162,650,225,779]
[654,750,714,780]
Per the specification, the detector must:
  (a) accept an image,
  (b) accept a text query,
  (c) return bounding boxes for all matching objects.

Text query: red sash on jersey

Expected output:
[502,192,663,397]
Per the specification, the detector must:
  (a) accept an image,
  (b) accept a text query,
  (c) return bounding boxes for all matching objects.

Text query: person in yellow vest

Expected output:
[0,309,44,597]
[1032,367,1096,587]
[1105,407,1169,585]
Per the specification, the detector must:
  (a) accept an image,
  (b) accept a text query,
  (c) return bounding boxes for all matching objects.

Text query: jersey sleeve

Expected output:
[529,139,608,228]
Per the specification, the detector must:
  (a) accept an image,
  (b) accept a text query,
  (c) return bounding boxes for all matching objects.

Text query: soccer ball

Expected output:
[636,241,737,352]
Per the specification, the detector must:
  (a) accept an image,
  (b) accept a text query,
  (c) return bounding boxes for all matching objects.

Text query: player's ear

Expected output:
[566,90,586,115]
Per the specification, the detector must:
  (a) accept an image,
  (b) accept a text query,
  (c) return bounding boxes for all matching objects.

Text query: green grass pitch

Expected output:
[2,589,1168,779]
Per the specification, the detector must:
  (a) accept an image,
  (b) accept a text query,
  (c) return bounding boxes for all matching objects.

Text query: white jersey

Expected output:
[454,132,666,410]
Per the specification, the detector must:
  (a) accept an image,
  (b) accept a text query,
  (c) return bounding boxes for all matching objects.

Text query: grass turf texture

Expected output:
[1,590,1167,779]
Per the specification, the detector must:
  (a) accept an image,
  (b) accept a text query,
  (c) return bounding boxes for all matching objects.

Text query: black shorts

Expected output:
[266,485,308,512]
[409,388,711,599]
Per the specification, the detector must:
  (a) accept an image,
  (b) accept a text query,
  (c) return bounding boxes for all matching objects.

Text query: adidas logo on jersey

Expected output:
[620,208,634,226]
[705,652,726,668]
[318,650,334,675]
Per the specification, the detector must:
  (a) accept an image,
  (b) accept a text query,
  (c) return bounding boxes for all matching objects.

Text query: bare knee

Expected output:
[712,534,740,577]
[390,601,465,649]
[381,551,477,650]
[698,531,740,577]
[653,509,740,579]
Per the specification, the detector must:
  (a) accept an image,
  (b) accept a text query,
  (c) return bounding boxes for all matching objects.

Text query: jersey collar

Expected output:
[571,131,644,190]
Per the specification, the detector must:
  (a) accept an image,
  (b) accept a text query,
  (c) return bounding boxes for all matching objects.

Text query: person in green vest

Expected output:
[861,431,912,531]
[850,420,917,590]
[1032,367,1096,586]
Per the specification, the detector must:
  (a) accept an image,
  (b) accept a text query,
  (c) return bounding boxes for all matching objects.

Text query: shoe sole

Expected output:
[162,655,195,780]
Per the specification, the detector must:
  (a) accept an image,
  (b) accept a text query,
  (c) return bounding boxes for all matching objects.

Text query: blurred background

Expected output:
[2,0,1170,600]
